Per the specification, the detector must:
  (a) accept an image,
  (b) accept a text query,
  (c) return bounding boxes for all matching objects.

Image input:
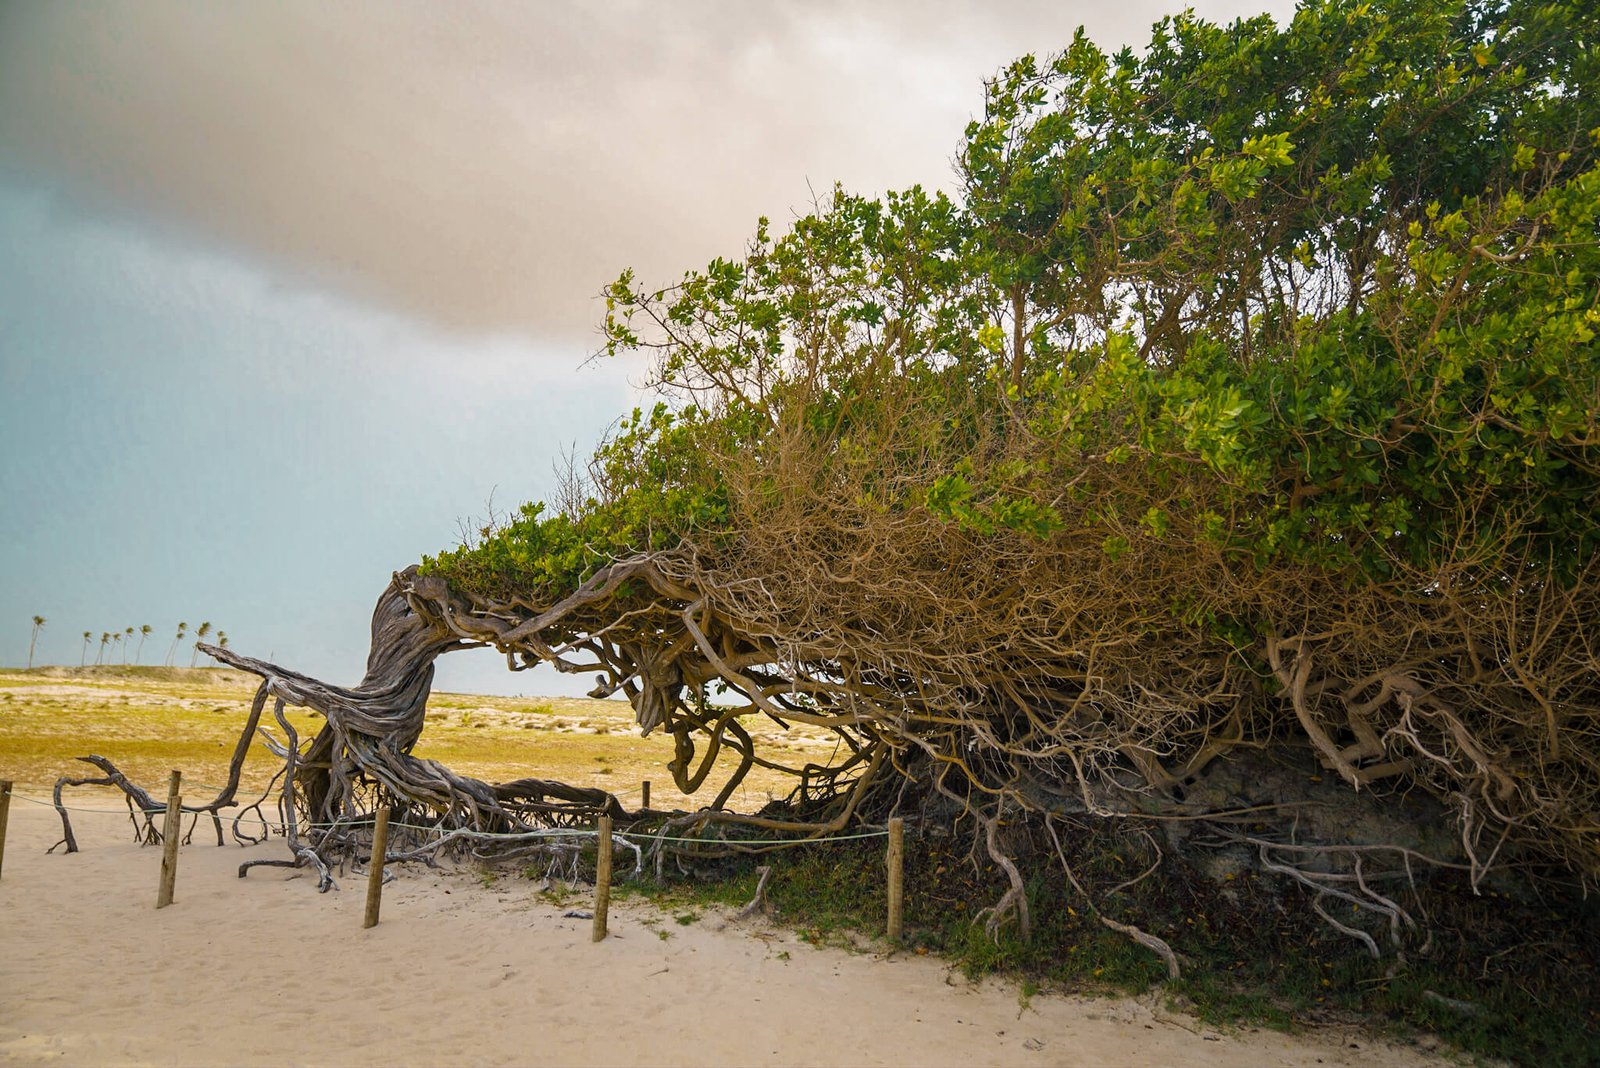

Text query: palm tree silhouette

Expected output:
[190,621,213,668]
[27,616,45,669]
[123,626,134,665]
[136,624,153,664]
[80,631,91,667]
[166,622,187,667]
[217,630,230,651]
[97,632,110,666]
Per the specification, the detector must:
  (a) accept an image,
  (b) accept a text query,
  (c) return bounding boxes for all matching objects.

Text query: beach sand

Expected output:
[0,799,1448,1067]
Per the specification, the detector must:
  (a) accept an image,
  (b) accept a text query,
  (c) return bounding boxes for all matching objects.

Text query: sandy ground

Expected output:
[0,800,1451,1068]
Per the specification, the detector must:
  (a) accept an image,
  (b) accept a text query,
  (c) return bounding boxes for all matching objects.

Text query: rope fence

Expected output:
[11,789,891,845]
[4,780,907,942]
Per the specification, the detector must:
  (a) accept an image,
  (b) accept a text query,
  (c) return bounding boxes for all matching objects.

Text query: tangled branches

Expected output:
[48,504,1596,964]
[421,471,1600,893]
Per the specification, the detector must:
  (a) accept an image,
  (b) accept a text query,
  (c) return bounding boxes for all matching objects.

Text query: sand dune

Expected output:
[0,799,1445,1067]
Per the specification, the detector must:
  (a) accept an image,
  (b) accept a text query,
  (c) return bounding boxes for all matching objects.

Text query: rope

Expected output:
[11,793,152,814]
[306,817,890,846]
[10,792,285,831]
[7,791,892,846]
[621,827,889,845]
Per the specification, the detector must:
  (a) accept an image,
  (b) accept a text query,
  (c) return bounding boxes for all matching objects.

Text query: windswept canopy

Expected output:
[423,0,1600,884]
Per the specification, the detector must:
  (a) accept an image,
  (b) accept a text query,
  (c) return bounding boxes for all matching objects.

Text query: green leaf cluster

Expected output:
[434,0,1599,602]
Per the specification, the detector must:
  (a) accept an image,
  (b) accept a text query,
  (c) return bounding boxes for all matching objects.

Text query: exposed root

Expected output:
[736,865,774,920]
[977,804,1031,941]
[1212,832,1466,959]
[1313,898,1381,959]
[1045,817,1182,980]
[1098,914,1182,981]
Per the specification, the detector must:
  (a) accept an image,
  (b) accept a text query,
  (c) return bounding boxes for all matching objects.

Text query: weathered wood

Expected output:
[886,816,904,943]
[641,780,651,810]
[52,672,274,853]
[52,565,886,895]
[156,770,181,908]
[735,864,773,920]
[592,814,613,942]
[0,780,12,880]
[364,806,392,929]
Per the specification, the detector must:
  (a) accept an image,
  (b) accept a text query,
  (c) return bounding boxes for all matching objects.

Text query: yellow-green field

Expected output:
[0,666,839,811]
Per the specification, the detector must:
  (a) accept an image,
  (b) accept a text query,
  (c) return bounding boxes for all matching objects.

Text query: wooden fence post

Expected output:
[364,806,392,929]
[592,813,613,942]
[640,780,651,810]
[156,770,182,908]
[0,780,12,881]
[886,816,904,943]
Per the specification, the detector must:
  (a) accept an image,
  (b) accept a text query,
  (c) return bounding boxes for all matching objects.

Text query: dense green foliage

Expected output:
[438,0,1598,588]
[427,0,1600,876]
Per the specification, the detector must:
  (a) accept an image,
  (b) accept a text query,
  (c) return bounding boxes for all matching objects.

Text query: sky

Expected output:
[0,0,1295,696]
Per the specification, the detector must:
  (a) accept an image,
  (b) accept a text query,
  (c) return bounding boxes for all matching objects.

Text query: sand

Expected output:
[0,800,1449,1067]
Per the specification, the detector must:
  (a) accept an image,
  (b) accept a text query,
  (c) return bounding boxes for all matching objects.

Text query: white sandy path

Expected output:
[0,802,1448,1068]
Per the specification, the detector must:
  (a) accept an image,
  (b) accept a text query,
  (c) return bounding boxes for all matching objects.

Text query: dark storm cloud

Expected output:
[0,1,1292,345]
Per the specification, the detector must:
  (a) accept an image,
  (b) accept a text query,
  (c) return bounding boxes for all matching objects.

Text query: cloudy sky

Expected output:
[0,0,1293,694]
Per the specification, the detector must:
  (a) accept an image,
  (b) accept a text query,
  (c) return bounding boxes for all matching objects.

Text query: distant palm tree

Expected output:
[166,622,187,667]
[111,632,122,664]
[190,621,213,668]
[217,630,230,652]
[123,626,135,665]
[136,624,153,664]
[97,632,110,666]
[27,615,45,669]
[80,631,91,667]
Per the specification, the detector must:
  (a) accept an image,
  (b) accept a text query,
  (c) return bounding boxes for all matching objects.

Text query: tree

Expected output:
[190,622,213,668]
[80,631,91,668]
[96,632,109,667]
[480,0,1600,885]
[135,624,153,664]
[65,0,1600,967]
[122,626,134,665]
[166,622,187,668]
[27,615,44,669]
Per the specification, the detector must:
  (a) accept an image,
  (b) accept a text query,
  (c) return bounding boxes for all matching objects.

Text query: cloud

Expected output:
[0,1,1292,346]
[0,180,639,687]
